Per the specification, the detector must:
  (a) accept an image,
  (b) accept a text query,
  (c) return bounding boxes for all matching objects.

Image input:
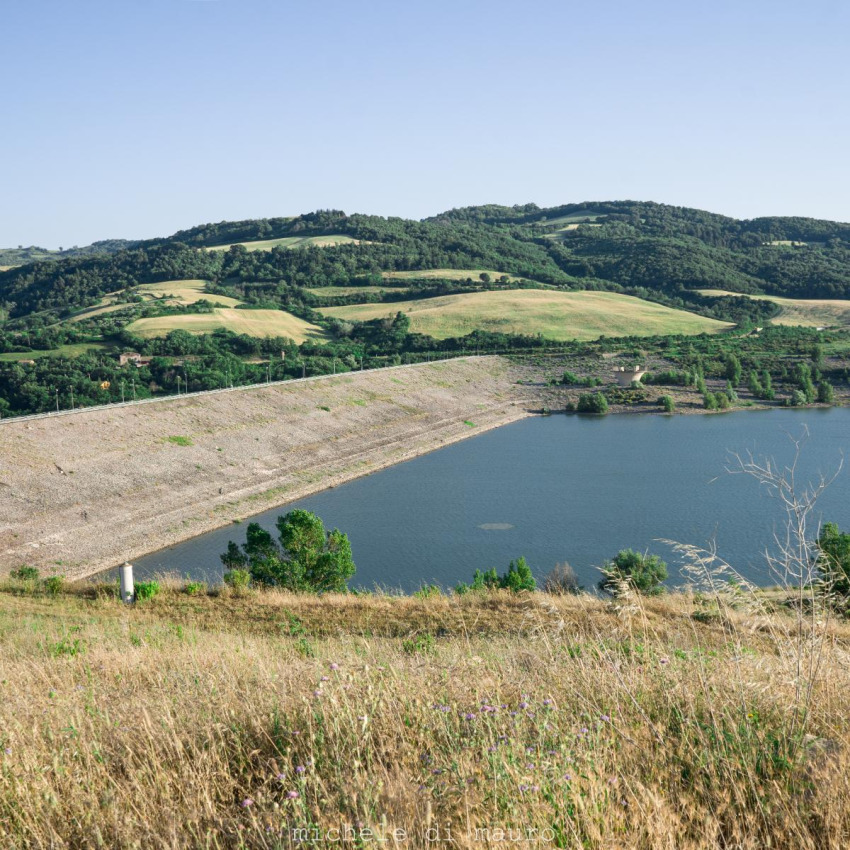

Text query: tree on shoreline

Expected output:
[221,510,355,592]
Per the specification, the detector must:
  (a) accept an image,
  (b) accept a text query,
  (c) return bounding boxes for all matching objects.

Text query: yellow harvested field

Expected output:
[137,279,241,307]
[0,265,15,272]
[381,269,528,283]
[321,290,731,341]
[127,308,327,341]
[206,234,361,252]
[697,289,850,328]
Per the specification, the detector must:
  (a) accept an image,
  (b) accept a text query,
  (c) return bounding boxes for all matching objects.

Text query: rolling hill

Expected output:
[321,290,731,341]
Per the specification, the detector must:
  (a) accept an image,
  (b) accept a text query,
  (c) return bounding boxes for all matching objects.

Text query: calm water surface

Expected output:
[125,409,850,590]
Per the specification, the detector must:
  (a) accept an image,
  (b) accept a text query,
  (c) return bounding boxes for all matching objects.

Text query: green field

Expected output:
[698,289,850,328]
[0,343,107,362]
[127,308,327,342]
[206,234,361,252]
[320,290,732,341]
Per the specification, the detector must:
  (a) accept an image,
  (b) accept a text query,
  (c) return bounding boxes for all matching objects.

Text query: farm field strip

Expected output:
[205,234,361,252]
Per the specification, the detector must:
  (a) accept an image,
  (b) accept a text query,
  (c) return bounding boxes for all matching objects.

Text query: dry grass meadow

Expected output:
[205,235,361,253]
[1,576,849,849]
[321,290,732,341]
[698,289,850,329]
[127,308,328,341]
[136,280,242,308]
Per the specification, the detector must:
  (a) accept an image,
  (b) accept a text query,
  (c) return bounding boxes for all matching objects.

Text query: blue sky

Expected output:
[2,0,848,246]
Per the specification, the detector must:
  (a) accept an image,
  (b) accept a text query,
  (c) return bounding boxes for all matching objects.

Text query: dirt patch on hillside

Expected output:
[0,358,532,579]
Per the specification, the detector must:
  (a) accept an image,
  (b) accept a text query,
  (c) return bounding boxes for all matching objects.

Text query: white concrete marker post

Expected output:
[119,562,135,604]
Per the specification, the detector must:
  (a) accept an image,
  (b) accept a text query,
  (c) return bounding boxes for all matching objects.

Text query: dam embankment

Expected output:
[0,357,529,580]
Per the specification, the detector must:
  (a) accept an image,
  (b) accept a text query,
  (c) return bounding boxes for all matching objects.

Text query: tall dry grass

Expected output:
[1,581,849,849]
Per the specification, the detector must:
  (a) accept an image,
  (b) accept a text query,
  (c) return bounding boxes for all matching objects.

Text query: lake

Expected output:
[124,408,850,591]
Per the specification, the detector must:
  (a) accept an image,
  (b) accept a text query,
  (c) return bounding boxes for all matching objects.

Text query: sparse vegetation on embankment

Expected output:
[2,578,849,849]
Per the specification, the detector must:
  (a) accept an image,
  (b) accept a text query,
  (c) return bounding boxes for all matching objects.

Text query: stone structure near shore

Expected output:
[613,365,648,387]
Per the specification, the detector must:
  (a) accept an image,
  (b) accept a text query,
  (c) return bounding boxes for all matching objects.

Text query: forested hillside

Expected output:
[3,202,850,322]
[2,200,850,418]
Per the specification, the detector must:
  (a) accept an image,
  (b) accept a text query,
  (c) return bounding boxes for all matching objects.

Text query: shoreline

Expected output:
[97,404,531,579]
[3,353,843,583]
[0,357,531,582]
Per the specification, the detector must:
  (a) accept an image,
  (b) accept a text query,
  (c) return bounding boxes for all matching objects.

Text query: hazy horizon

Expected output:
[4,0,848,247]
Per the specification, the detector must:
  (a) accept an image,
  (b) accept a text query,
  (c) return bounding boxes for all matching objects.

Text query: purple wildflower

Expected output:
[286,790,299,799]
[330,663,339,670]
[241,798,254,808]
[295,765,306,774]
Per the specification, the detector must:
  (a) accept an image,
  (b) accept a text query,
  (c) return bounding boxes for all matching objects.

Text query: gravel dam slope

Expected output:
[0,357,528,579]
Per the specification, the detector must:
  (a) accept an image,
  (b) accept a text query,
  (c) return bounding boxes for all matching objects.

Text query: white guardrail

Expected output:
[0,356,475,426]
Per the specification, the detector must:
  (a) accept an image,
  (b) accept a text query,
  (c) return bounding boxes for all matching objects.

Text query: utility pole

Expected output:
[132,379,136,401]
[55,388,59,412]
[267,363,271,384]
[70,387,74,409]
[121,381,125,403]
[177,375,181,395]
[302,363,306,379]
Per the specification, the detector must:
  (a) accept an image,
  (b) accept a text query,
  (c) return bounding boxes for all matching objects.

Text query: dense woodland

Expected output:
[2,201,850,417]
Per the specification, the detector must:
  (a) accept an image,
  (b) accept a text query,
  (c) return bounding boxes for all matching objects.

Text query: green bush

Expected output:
[659,395,675,413]
[817,522,850,601]
[562,371,602,387]
[11,566,39,582]
[184,581,206,596]
[645,370,691,386]
[599,549,668,597]
[455,557,536,594]
[818,381,835,404]
[223,569,251,591]
[42,576,64,596]
[576,392,609,414]
[134,581,160,601]
[413,584,442,599]
[402,632,436,654]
